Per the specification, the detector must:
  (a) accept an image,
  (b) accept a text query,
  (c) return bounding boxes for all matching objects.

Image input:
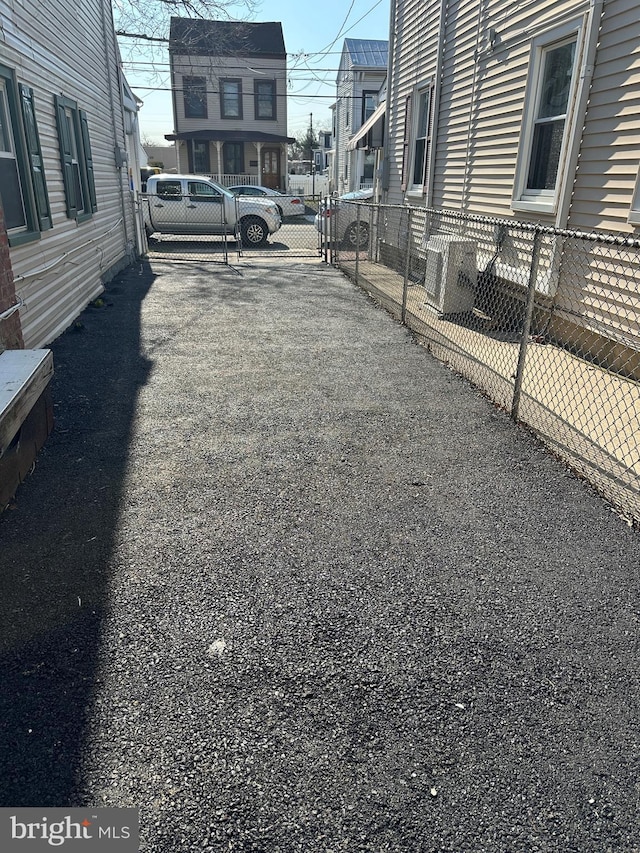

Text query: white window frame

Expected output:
[0,78,28,233]
[406,80,435,200]
[512,18,586,217]
[628,167,640,226]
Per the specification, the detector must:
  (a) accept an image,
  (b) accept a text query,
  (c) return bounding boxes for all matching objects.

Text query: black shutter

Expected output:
[79,110,97,213]
[19,85,51,230]
[54,95,77,218]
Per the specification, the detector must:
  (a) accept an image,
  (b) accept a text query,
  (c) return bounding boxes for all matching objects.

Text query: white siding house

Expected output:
[386,0,640,234]
[166,18,294,190]
[332,39,388,195]
[384,0,640,359]
[0,0,140,350]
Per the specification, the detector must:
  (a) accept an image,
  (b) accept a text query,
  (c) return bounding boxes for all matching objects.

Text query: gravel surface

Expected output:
[1,258,640,852]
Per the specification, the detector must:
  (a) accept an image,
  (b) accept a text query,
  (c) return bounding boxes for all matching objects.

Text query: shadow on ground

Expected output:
[0,262,155,806]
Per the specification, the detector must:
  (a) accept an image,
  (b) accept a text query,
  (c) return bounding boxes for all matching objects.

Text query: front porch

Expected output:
[166,129,295,193]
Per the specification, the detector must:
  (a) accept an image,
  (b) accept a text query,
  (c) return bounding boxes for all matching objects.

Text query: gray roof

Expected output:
[344,38,388,68]
[169,18,286,58]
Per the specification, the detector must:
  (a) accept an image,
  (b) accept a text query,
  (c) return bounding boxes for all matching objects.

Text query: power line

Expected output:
[131,84,369,100]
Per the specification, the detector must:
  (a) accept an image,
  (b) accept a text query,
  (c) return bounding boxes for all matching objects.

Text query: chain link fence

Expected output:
[322,198,640,525]
[137,192,321,262]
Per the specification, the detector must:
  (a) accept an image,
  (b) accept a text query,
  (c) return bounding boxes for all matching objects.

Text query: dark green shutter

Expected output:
[54,95,78,218]
[19,85,51,230]
[79,110,97,212]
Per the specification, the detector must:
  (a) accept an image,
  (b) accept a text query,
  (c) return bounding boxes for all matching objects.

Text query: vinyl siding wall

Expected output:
[387,0,640,354]
[171,54,289,138]
[385,0,442,206]
[570,0,640,232]
[1,0,135,349]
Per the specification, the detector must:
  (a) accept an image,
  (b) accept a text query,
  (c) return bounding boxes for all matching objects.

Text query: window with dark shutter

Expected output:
[55,95,97,221]
[19,85,51,230]
[0,65,41,245]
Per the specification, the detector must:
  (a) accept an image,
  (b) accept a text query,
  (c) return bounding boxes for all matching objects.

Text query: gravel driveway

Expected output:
[1,258,639,852]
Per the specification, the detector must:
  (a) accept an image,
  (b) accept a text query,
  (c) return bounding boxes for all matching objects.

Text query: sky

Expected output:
[118,0,391,146]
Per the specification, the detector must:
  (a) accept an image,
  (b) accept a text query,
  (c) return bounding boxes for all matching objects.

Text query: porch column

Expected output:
[255,142,262,182]
[281,144,287,192]
[215,141,223,181]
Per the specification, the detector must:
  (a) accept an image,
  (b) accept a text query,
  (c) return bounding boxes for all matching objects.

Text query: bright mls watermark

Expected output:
[1,809,138,850]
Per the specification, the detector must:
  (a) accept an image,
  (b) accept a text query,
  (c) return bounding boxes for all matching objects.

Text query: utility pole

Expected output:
[310,113,315,196]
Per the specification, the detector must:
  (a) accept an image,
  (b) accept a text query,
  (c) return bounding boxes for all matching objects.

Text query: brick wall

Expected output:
[0,202,24,350]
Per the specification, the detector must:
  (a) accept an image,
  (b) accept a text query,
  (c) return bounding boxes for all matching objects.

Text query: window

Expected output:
[0,66,50,244]
[156,180,182,199]
[254,80,276,120]
[402,82,434,196]
[629,169,640,226]
[188,180,222,202]
[513,21,583,215]
[183,76,207,118]
[189,140,210,174]
[220,79,242,119]
[54,95,97,221]
[362,91,377,125]
[223,142,244,176]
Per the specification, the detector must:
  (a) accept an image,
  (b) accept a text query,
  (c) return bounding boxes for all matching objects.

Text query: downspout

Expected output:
[102,0,131,254]
[555,0,604,229]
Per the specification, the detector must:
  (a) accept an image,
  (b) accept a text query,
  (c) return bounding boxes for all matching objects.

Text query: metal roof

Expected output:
[344,38,388,68]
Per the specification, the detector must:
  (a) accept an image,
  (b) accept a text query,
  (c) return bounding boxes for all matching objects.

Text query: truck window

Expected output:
[188,181,222,202]
[156,180,182,200]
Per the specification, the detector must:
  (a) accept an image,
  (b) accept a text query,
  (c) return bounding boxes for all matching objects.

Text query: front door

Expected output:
[261,148,280,189]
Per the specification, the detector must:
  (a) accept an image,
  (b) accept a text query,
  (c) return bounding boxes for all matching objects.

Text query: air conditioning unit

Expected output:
[423,234,477,316]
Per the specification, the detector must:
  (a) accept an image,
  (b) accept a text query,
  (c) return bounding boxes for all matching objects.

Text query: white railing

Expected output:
[207,174,256,188]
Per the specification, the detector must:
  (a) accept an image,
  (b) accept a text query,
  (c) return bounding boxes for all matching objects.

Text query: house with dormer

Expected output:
[166,18,294,190]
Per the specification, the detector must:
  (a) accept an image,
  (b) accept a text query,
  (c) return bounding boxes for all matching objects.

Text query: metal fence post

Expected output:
[511,227,541,422]
[401,207,412,325]
[355,204,360,286]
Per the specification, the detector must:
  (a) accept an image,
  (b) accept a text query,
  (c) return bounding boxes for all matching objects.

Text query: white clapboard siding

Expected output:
[569,0,640,232]
[385,0,441,206]
[2,0,136,349]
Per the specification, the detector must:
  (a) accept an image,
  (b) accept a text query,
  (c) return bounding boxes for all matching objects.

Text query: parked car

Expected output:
[142,174,281,245]
[314,188,374,248]
[227,185,305,218]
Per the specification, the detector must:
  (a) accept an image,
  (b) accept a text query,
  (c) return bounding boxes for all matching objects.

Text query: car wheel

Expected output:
[276,204,283,218]
[344,221,369,249]
[240,216,268,246]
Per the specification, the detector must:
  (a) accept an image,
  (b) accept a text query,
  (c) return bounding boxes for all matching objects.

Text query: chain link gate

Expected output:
[138,192,322,264]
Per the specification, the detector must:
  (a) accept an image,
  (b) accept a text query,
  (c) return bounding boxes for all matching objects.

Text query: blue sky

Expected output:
[120,0,391,145]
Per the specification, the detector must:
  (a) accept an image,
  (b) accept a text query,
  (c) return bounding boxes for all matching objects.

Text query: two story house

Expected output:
[332,39,388,195]
[166,18,295,190]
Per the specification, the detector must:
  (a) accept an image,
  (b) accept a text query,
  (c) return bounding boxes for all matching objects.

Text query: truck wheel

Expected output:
[344,221,369,249]
[241,217,268,246]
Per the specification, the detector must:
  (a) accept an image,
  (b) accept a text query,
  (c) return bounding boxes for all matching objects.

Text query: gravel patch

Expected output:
[1,258,639,852]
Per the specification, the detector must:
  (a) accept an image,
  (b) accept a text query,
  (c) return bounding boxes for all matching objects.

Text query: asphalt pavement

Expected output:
[1,257,640,852]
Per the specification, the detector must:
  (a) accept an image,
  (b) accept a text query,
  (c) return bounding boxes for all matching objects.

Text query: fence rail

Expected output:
[322,199,640,525]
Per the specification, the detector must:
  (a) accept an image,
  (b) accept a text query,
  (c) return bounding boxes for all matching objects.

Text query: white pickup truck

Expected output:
[142,174,282,246]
